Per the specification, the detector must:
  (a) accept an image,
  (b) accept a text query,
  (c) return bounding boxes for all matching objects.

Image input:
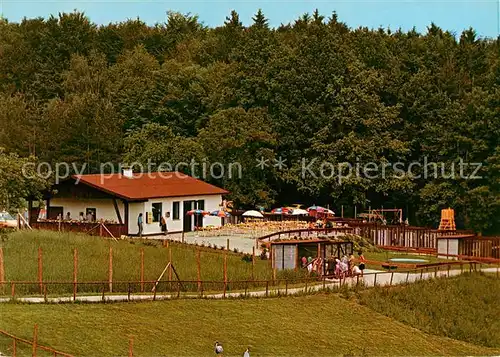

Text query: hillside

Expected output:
[1,294,498,356]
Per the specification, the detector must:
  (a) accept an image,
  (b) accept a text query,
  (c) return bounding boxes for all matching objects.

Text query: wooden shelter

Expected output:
[270,239,354,273]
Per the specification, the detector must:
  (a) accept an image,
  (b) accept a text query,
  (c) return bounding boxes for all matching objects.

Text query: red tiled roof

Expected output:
[72,172,229,200]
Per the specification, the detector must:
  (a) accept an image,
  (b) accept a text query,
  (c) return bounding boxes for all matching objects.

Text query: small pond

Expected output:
[388,258,429,263]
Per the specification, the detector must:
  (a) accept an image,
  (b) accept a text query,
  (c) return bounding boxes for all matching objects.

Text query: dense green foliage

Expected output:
[0,10,498,232]
[358,273,500,348]
[0,148,50,211]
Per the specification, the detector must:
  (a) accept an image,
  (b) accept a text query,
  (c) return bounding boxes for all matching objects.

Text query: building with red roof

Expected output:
[29,169,229,236]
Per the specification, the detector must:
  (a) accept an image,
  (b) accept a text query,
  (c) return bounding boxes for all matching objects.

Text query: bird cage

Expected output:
[438,207,456,231]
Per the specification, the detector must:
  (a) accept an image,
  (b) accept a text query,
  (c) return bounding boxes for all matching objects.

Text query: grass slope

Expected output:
[1,294,498,357]
[357,273,500,348]
[2,230,272,281]
[1,230,285,295]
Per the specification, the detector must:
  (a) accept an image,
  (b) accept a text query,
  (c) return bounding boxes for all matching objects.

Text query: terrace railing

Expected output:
[32,221,125,238]
[258,223,474,250]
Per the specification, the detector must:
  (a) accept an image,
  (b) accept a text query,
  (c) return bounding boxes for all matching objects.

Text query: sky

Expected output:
[1,0,499,39]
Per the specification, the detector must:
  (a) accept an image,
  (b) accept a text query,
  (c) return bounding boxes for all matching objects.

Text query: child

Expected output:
[358,251,366,276]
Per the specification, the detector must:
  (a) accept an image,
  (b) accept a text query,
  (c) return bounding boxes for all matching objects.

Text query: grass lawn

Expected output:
[1,294,499,357]
[1,230,302,295]
[357,272,500,348]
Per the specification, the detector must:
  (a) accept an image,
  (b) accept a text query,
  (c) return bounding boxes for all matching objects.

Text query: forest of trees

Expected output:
[0,10,498,233]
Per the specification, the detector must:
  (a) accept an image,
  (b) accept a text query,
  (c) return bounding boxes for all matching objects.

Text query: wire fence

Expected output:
[1,261,498,302]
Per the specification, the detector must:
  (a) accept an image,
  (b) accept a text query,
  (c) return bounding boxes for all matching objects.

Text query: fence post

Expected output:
[197,249,201,293]
[390,272,394,286]
[252,247,255,281]
[244,280,248,297]
[447,265,450,277]
[102,283,106,302]
[168,248,172,283]
[373,273,377,287]
[108,246,113,293]
[73,248,78,302]
[128,337,133,357]
[226,238,230,251]
[265,281,269,297]
[32,324,38,357]
[285,280,288,296]
[223,250,228,286]
[420,269,423,280]
[0,247,4,293]
[128,283,131,301]
[322,276,326,290]
[43,284,47,302]
[406,270,410,284]
[11,282,15,299]
[140,248,144,293]
[38,247,43,294]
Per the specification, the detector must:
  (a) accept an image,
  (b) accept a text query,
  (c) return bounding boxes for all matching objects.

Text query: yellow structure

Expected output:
[438,208,456,231]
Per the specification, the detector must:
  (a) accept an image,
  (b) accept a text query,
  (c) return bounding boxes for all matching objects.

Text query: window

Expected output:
[172,201,180,220]
[48,207,63,220]
[152,203,162,223]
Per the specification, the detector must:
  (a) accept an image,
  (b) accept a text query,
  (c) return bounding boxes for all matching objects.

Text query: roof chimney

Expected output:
[122,167,133,178]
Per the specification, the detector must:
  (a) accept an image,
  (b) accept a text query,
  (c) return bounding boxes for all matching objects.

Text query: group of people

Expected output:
[307,220,350,229]
[56,211,96,222]
[301,251,366,279]
[136,212,169,238]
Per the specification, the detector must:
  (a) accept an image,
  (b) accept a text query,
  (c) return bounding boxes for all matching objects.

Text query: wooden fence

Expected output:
[2,261,498,302]
[31,221,125,238]
[258,223,470,250]
[0,325,74,357]
[460,236,500,259]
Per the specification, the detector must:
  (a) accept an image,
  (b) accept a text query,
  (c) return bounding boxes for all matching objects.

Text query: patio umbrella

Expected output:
[187,209,208,216]
[307,206,326,213]
[210,210,231,217]
[271,207,291,214]
[291,208,309,215]
[242,210,264,218]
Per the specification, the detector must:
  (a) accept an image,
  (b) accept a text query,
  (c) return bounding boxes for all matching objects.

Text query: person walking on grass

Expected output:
[215,341,223,355]
[138,213,143,238]
[243,346,250,357]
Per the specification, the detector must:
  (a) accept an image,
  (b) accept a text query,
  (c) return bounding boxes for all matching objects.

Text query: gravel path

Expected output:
[1,267,496,304]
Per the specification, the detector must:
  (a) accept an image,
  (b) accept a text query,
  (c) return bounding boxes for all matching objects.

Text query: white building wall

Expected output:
[51,194,223,236]
[50,198,124,223]
[140,194,223,236]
